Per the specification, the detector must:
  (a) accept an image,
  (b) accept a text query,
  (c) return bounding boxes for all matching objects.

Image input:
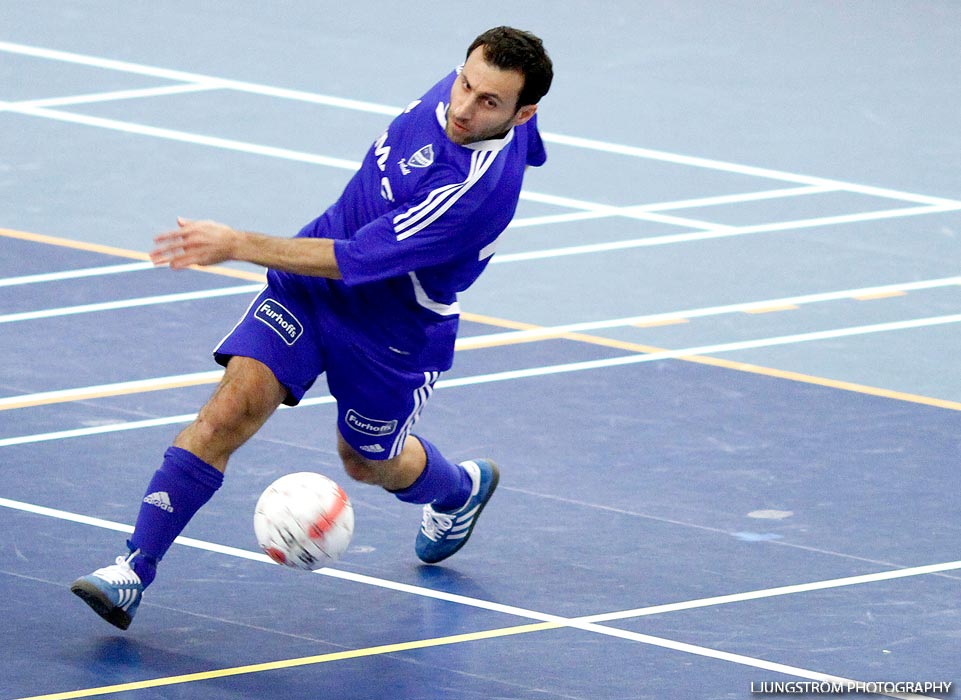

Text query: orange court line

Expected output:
[0,226,151,260]
[0,227,266,282]
[0,374,223,411]
[632,317,690,328]
[742,304,800,314]
[15,621,561,700]
[852,290,907,301]
[4,226,960,414]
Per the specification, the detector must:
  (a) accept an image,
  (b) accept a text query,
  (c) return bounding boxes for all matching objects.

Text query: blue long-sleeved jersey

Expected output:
[276,67,547,371]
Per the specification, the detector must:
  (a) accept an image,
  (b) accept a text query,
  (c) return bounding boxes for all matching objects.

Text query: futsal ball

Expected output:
[254,472,354,571]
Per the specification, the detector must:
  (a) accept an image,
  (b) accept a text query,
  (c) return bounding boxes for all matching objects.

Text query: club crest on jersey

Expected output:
[399,144,434,175]
[254,299,303,346]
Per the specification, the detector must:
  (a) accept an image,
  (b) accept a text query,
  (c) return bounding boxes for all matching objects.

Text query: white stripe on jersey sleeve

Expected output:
[393,149,485,237]
[393,149,498,241]
[392,181,461,230]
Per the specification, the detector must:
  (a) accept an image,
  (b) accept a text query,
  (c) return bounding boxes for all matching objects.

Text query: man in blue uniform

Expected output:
[71,26,552,630]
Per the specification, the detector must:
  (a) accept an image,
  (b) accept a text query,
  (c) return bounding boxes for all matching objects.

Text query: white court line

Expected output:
[6,93,959,259]
[579,559,961,625]
[0,371,223,410]
[3,102,689,228]
[6,103,363,171]
[4,82,222,110]
[540,132,961,208]
[0,261,154,287]
[1,39,957,213]
[0,283,262,325]
[639,184,837,212]
[458,275,961,346]
[493,203,961,263]
[1,274,956,409]
[0,40,399,116]
[7,101,958,259]
[510,184,844,228]
[0,495,946,698]
[4,311,961,448]
[0,411,202,447]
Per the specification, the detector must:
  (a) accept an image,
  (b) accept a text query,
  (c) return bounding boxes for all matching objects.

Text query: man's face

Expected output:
[446,46,538,145]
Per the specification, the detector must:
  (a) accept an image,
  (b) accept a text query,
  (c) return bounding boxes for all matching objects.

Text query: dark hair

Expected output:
[467,26,553,109]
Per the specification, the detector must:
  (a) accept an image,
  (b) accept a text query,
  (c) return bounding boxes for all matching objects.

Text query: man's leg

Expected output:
[174,356,288,470]
[336,432,499,564]
[336,431,428,491]
[128,356,287,580]
[71,356,286,629]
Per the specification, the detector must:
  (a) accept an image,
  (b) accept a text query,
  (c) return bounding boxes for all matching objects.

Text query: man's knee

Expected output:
[337,438,380,484]
[177,357,286,466]
[336,432,427,491]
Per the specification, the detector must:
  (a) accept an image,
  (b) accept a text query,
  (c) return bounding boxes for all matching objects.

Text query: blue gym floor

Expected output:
[2,3,960,698]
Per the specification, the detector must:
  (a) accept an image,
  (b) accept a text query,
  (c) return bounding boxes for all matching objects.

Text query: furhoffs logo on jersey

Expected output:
[254,299,303,346]
[399,144,434,175]
[345,409,398,437]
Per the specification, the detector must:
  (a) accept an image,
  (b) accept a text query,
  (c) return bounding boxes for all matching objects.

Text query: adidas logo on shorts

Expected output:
[143,491,174,513]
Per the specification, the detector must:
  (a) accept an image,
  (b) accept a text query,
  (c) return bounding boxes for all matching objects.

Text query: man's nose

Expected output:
[451,99,473,121]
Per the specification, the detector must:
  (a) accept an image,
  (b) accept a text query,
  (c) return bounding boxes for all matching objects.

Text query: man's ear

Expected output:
[513,104,538,127]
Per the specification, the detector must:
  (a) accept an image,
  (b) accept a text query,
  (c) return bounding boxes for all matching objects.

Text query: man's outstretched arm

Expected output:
[151,217,342,279]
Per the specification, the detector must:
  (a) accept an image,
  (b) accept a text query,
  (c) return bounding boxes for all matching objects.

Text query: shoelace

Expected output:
[420,507,455,542]
[93,551,140,584]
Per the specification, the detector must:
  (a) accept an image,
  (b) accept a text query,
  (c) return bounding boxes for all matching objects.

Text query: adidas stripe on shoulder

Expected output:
[393,149,498,241]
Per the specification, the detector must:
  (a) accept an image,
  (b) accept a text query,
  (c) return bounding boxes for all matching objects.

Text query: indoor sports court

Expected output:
[2,3,960,698]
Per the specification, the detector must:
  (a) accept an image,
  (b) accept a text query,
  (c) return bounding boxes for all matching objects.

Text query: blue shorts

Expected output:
[214,277,440,460]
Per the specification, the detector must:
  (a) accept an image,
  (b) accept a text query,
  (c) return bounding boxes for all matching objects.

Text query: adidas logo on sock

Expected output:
[143,491,174,513]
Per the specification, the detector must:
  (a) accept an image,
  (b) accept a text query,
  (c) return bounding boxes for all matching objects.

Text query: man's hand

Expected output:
[150,217,342,279]
[151,217,241,269]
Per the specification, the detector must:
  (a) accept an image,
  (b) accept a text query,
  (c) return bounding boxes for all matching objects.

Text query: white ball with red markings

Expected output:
[253,472,354,571]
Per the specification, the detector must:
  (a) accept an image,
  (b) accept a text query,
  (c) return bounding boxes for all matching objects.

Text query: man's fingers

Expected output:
[152,219,231,269]
[150,231,187,266]
[153,232,182,246]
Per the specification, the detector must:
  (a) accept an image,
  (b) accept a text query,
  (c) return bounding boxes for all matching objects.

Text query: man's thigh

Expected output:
[214,282,326,406]
[326,344,440,461]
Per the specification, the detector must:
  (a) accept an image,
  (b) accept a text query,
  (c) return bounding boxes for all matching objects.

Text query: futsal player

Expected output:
[71,26,553,629]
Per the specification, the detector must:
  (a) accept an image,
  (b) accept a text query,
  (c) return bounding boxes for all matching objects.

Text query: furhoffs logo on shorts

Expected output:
[254,299,303,345]
[345,409,398,437]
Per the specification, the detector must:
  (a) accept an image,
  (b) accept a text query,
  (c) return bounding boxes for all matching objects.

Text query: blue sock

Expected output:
[127,447,224,588]
[391,437,472,511]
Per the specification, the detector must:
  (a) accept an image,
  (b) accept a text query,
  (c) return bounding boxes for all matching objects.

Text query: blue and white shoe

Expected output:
[71,550,144,630]
[416,459,500,564]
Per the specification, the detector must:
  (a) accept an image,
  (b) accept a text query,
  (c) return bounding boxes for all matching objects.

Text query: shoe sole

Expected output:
[419,461,500,564]
[70,580,134,631]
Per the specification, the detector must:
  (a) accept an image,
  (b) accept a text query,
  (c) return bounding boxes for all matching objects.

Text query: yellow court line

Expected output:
[632,317,690,328]
[852,290,907,301]
[563,334,961,412]
[457,309,543,330]
[0,227,151,261]
[17,621,561,700]
[0,374,223,411]
[742,303,800,314]
[555,338,961,411]
[668,353,961,412]
[4,226,960,414]
[0,227,266,283]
